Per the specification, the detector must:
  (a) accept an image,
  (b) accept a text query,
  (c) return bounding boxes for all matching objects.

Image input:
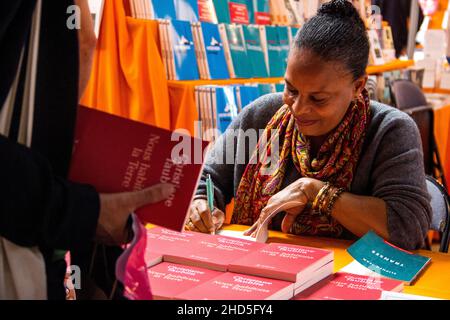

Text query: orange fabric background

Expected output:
[428,0,449,29]
[81,0,170,129]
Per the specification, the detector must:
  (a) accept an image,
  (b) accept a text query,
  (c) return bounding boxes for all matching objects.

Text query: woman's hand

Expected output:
[185,199,225,234]
[96,183,175,246]
[244,177,324,237]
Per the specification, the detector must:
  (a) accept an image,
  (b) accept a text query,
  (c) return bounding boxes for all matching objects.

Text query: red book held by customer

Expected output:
[69,106,209,231]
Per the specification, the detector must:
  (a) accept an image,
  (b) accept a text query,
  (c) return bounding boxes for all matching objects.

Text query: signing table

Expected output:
[222,224,450,300]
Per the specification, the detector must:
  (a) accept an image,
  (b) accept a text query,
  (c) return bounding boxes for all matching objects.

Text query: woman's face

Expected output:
[283,48,367,137]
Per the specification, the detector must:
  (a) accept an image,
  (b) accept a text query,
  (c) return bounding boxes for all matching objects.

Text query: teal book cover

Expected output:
[252,0,270,24]
[257,83,273,96]
[347,231,431,285]
[277,26,290,73]
[213,0,231,23]
[225,24,252,78]
[290,26,299,40]
[275,83,285,92]
[265,26,284,77]
[242,25,269,78]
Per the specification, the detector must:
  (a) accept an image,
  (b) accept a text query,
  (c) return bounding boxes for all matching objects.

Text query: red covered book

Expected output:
[69,106,209,231]
[146,226,211,257]
[147,262,222,300]
[175,272,294,300]
[163,233,266,271]
[292,272,404,300]
[228,242,333,283]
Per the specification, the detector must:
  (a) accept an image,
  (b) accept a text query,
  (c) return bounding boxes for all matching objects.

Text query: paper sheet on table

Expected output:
[380,291,442,300]
[216,230,256,242]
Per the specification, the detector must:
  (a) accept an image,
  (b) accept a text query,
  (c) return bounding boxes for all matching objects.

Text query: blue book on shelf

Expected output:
[225,24,252,78]
[213,0,231,23]
[257,83,273,96]
[347,231,431,285]
[174,0,200,21]
[170,20,200,80]
[275,83,285,93]
[277,26,290,73]
[239,85,260,108]
[200,22,230,79]
[215,86,239,133]
[242,25,269,78]
[152,0,177,20]
[265,26,284,77]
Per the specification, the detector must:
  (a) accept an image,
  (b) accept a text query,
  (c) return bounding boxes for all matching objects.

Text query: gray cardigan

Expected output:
[195,93,432,250]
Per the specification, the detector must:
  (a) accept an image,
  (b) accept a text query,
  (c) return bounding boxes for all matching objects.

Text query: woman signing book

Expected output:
[186,0,431,250]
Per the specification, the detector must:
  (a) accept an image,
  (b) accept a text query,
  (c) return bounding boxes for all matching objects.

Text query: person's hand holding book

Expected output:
[96,183,175,245]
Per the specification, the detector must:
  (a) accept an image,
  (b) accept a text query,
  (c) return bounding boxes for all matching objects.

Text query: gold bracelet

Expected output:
[312,183,330,213]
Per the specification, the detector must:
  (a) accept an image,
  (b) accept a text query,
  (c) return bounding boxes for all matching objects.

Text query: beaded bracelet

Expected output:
[324,187,345,217]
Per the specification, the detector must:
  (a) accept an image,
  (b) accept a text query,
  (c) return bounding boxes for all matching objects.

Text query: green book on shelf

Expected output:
[257,83,273,96]
[265,26,284,77]
[213,0,231,23]
[277,26,290,73]
[242,25,269,78]
[225,24,252,78]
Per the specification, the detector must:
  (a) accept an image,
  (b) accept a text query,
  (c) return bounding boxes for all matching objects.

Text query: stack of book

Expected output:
[144,226,334,300]
[194,83,284,140]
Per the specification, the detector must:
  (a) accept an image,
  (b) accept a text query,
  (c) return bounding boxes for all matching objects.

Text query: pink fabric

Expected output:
[116,214,153,300]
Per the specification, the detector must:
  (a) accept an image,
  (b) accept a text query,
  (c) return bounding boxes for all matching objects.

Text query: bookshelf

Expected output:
[168,59,416,135]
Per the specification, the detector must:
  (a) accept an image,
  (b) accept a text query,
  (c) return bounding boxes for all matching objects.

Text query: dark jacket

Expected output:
[0,0,100,299]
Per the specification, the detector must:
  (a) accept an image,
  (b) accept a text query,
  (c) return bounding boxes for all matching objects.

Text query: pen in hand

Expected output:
[206,174,215,235]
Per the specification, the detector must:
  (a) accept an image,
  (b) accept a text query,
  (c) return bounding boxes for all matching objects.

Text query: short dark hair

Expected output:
[294,0,369,80]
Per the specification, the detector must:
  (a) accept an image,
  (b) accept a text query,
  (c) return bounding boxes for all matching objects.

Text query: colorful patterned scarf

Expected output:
[232,89,371,237]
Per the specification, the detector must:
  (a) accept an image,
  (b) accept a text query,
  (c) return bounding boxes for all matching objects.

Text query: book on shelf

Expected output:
[198,0,219,23]
[150,0,177,20]
[345,231,431,285]
[213,0,232,23]
[368,29,385,66]
[175,272,295,300]
[292,272,404,300]
[228,0,251,24]
[147,262,222,299]
[277,26,290,72]
[68,106,209,231]
[225,24,253,78]
[265,26,285,77]
[242,25,269,78]
[228,242,334,284]
[174,0,200,22]
[164,20,200,80]
[252,0,271,25]
[199,22,230,79]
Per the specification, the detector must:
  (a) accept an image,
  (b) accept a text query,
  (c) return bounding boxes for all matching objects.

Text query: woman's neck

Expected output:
[308,135,327,159]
